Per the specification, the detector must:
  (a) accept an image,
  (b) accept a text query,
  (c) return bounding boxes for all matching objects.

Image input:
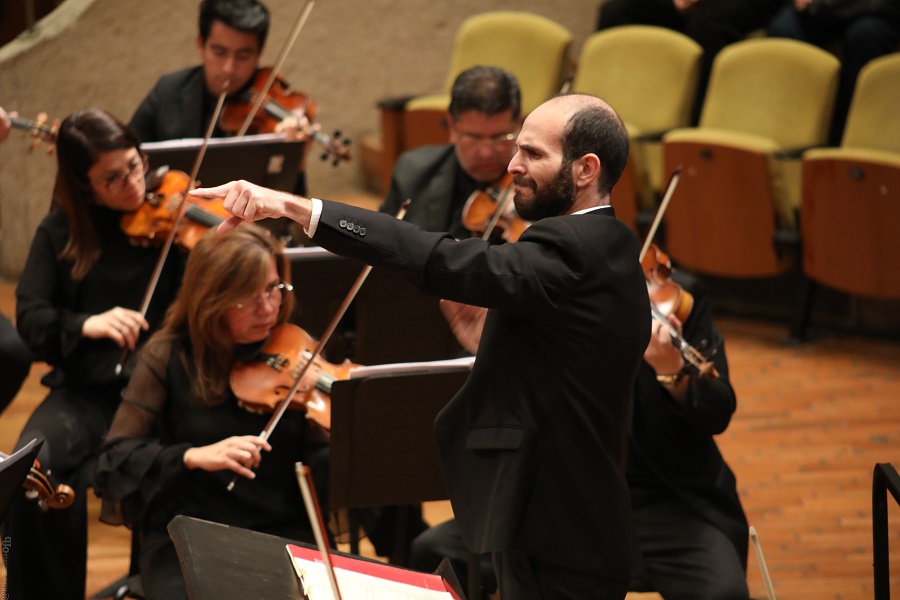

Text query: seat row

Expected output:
[377,11,900,318]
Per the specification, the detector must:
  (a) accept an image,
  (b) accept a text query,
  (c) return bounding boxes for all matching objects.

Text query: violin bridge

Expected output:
[266,354,290,371]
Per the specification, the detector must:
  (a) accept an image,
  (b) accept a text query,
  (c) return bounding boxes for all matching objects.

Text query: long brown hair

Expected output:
[159,223,292,405]
[53,108,142,279]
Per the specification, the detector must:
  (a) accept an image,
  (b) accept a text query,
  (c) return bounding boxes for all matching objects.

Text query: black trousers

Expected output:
[0,311,31,414]
[2,385,121,600]
[410,519,495,597]
[631,495,749,600]
[412,505,748,600]
[140,530,190,600]
[411,519,629,600]
[493,549,629,600]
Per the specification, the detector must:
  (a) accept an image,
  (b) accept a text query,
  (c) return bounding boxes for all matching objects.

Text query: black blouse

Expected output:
[15,204,183,388]
[95,335,325,535]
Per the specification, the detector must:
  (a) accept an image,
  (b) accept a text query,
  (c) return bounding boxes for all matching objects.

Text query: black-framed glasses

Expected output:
[94,156,148,193]
[235,282,293,313]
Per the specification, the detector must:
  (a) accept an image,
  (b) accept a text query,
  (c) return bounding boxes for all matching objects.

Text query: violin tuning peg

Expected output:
[320,153,330,161]
[333,130,342,138]
[332,159,340,167]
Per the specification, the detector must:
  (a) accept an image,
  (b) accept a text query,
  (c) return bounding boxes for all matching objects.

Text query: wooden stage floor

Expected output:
[1,279,898,599]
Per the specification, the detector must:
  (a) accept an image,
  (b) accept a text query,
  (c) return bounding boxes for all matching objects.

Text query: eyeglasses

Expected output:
[455,130,517,148]
[94,156,148,193]
[235,282,293,313]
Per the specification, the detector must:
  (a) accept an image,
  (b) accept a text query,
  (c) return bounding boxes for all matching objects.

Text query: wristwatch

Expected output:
[656,370,686,387]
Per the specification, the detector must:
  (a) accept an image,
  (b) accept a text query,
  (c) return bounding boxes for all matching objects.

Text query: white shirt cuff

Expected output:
[306,198,324,238]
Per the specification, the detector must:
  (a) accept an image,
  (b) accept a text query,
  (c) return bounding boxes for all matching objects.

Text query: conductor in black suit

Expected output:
[425,270,751,599]
[192,92,652,599]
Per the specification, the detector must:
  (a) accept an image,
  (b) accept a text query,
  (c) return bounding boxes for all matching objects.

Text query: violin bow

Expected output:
[227,201,411,491]
[639,166,682,263]
[296,462,344,600]
[115,88,230,375]
[236,0,316,137]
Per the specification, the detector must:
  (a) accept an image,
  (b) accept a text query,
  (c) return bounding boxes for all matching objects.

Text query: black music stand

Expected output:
[141,133,304,192]
[0,438,42,524]
[354,268,462,365]
[283,247,360,361]
[167,516,466,600]
[328,363,483,599]
[284,248,462,364]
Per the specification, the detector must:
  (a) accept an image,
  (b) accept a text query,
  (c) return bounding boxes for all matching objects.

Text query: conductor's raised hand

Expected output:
[183,435,272,480]
[189,180,297,234]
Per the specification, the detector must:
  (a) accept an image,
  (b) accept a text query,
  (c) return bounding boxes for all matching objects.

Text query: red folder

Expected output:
[287,543,463,599]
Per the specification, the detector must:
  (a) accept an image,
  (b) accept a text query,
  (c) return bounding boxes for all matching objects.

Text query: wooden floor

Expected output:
[1,280,899,599]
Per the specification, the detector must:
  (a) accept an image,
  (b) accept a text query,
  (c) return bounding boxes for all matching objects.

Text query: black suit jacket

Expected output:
[629,271,748,566]
[129,66,218,143]
[313,199,651,577]
[381,144,477,240]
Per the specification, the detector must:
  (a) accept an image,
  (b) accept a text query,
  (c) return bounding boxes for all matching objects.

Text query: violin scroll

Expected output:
[218,67,351,167]
[24,460,75,511]
[9,112,59,153]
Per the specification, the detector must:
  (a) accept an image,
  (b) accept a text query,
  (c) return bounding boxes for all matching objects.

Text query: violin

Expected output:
[642,243,718,379]
[120,168,229,250]
[225,201,409,491]
[230,322,361,432]
[460,173,530,242]
[642,243,693,323]
[219,67,351,166]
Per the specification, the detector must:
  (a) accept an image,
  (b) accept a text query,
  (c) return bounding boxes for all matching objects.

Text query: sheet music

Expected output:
[347,356,475,379]
[290,557,454,600]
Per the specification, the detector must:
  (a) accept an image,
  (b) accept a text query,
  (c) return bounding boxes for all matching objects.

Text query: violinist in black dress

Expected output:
[0,106,33,414]
[94,224,327,600]
[4,108,182,600]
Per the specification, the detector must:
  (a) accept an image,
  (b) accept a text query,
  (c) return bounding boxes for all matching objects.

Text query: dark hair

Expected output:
[561,96,629,198]
[198,0,270,48]
[54,108,141,280]
[448,66,521,122]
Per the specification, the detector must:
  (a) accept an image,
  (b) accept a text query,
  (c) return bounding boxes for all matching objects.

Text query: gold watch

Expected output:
[656,371,686,387]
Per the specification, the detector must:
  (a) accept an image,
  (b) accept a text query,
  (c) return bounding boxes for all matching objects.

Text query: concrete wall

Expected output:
[0,0,599,278]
